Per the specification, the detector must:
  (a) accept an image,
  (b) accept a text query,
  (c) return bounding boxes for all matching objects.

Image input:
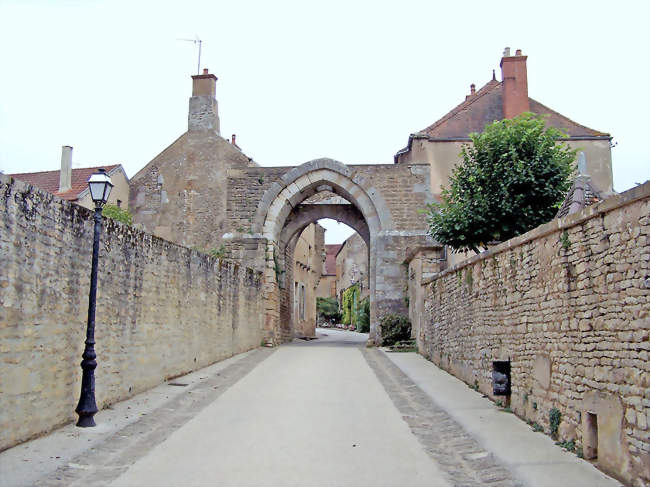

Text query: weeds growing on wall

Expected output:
[549,407,561,439]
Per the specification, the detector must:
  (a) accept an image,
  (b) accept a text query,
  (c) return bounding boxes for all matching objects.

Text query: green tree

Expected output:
[427,113,575,253]
[102,204,133,226]
[316,297,341,323]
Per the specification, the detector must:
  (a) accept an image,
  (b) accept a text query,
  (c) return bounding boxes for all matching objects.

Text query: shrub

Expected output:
[379,314,411,346]
[357,298,370,333]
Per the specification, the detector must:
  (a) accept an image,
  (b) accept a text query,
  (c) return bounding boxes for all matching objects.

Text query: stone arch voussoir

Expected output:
[255,158,392,240]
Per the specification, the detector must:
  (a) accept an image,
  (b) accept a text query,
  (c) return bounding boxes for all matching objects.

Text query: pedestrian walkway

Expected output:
[0,329,622,487]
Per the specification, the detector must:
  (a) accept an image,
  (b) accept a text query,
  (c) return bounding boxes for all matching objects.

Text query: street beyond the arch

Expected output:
[0,329,619,487]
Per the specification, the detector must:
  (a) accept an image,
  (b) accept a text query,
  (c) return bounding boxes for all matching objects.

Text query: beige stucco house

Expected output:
[292,223,326,337]
[395,48,614,198]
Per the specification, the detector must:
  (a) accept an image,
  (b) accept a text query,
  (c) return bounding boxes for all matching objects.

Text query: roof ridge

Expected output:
[9,163,120,177]
[418,79,501,136]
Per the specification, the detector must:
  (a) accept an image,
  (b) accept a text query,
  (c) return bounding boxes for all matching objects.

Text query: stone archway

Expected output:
[255,158,394,345]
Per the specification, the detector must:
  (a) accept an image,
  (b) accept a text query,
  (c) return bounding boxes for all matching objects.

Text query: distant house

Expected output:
[335,233,369,304]
[395,48,614,197]
[316,243,341,300]
[9,146,129,210]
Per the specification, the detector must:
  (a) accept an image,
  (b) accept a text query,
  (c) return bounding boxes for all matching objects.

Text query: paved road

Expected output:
[1,329,621,487]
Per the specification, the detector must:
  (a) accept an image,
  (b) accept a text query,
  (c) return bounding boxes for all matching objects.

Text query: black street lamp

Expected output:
[75,168,113,427]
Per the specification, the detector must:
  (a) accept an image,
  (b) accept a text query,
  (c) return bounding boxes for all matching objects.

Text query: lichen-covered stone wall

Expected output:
[418,182,650,486]
[0,175,264,451]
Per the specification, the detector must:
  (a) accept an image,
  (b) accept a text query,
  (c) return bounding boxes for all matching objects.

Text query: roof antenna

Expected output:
[177,35,203,74]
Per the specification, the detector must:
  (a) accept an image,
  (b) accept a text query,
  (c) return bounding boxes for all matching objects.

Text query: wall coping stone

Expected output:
[422,180,650,286]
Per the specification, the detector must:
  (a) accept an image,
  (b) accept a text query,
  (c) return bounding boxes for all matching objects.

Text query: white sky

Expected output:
[1,0,649,244]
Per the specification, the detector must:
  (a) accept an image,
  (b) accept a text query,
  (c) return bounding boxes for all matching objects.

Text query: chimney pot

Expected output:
[470,83,476,95]
[203,68,209,74]
[515,49,522,56]
[231,134,236,145]
[503,47,511,57]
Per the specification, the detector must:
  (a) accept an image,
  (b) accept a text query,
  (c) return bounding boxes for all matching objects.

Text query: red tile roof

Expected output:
[417,80,609,140]
[9,165,121,201]
[324,244,341,275]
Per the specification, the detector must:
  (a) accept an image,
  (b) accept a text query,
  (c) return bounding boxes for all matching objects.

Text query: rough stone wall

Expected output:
[353,164,431,231]
[129,131,251,250]
[0,175,264,451]
[226,166,287,240]
[417,183,650,485]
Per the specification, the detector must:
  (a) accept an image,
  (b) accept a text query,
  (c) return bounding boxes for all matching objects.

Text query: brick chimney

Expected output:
[500,48,529,118]
[59,145,72,192]
[188,68,220,134]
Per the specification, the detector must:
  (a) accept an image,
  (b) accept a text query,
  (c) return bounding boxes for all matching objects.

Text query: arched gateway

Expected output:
[129,71,440,345]
[254,159,389,343]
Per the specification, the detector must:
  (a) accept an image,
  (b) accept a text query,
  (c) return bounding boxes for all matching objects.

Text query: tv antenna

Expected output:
[177,36,202,74]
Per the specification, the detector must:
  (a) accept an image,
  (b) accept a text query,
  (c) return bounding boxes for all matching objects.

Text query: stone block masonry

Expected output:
[0,174,264,451]
[417,182,650,486]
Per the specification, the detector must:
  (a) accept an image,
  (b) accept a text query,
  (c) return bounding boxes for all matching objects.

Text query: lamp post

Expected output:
[75,168,113,427]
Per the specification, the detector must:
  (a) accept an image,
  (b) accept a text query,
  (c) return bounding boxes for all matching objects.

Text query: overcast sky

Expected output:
[1,0,648,243]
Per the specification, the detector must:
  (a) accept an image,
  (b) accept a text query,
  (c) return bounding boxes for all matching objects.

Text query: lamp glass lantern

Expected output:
[88,169,113,206]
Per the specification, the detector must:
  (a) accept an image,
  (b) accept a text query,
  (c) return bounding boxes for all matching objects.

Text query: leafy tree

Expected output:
[316,297,341,323]
[427,113,575,253]
[102,204,133,226]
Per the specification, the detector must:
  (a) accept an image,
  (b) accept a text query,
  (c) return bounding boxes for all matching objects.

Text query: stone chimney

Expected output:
[188,68,220,134]
[59,145,72,192]
[500,48,529,118]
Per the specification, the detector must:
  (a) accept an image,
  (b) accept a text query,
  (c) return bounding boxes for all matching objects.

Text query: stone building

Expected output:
[335,232,369,303]
[395,48,614,197]
[129,69,435,344]
[9,146,130,210]
[315,244,341,300]
[292,223,325,337]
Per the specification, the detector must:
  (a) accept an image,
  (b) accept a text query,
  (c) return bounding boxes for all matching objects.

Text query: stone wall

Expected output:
[416,183,650,485]
[0,175,264,451]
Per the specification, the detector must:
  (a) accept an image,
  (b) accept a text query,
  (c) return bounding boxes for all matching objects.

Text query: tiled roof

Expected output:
[324,244,341,275]
[9,164,121,201]
[416,80,609,140]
